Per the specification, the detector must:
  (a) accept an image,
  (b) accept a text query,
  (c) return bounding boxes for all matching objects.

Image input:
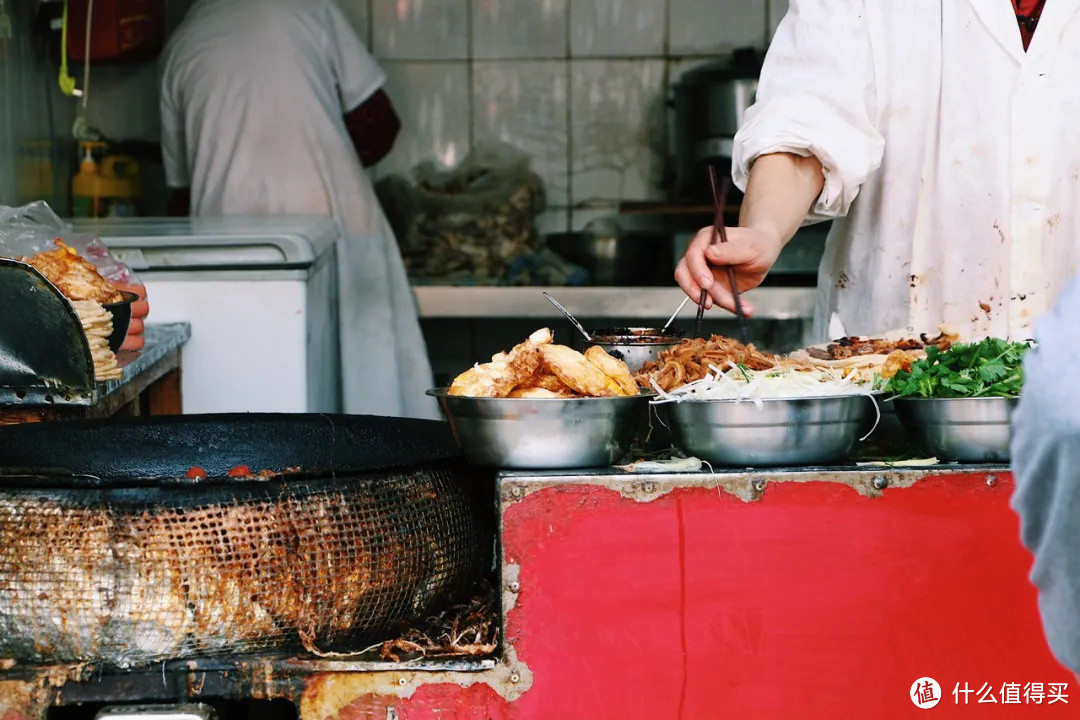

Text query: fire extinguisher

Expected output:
[65,0,164,63]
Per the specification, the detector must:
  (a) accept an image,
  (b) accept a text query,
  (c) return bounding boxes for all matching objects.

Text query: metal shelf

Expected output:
[413,286,815,320]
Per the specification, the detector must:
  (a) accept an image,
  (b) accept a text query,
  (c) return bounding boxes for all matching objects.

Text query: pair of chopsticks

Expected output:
[694,165,750,344]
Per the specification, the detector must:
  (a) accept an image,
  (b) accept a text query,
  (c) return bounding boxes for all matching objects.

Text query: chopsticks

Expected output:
[694,165,750,345]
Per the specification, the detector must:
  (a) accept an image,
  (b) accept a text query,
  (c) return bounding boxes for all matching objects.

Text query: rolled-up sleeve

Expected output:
[733,0,884,222]
[1011,277,1080,676]
[325,0,386,113]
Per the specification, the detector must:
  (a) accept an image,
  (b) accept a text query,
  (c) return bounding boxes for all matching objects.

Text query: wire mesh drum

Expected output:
[0,415,489,668]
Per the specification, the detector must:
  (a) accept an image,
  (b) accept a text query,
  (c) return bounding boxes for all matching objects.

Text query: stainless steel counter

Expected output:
[413,286,815,320]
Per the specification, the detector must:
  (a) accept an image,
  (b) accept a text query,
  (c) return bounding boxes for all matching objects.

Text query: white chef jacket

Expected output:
[160,0,437,419]
[734,0,1080,342]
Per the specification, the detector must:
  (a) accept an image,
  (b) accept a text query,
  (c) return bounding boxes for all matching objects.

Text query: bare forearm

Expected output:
[739,152,825,246]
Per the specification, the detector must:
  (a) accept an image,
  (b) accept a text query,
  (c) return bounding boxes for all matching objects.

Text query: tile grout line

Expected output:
[564,0,573,230]
[466,0,475,150]
[663,0,673,201]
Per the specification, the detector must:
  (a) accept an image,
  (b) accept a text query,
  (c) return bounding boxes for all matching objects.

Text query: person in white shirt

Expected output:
[676,0,1079,342]
[160,0,437,419]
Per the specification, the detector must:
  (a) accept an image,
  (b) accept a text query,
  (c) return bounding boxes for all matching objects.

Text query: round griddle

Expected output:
[0,413,459,486]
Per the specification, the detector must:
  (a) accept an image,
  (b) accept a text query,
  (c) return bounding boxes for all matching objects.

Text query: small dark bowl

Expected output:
[102,291,139,353]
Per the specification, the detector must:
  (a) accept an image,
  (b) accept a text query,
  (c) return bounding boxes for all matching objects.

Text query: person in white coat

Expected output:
[676,0,1077,342]
[160,0,438,419]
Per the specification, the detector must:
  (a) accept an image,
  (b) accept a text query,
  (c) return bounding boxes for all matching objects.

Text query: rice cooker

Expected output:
[671,48,763,200]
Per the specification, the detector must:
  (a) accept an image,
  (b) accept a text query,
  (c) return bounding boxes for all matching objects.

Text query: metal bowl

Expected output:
[892,397,1017,463]
[665,395,875,467]
[428,389,651,469]
[102,290,139,353]
[587,327,682,374]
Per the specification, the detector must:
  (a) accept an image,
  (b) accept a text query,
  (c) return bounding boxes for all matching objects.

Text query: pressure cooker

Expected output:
[671,48,764,200]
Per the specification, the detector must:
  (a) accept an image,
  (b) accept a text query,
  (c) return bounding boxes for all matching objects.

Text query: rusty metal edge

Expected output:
[497,466,1011,504]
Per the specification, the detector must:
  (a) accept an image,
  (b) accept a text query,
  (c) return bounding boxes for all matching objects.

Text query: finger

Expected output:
[674,258,714,312]
[704,241,761,269]
[685,227,717,291]
[130,300,149,318]
[127,318,145,335]
[706,278,756,317]
[674,258,704,304]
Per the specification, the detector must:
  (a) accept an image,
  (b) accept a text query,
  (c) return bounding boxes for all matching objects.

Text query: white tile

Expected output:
[570,60,667,204]
[472,0,567,59]
[570,0,664,57]
[768,0,789,39]
[472,61,569,206]
[379,62,471,178]
[371,0,468,60]
[669,0,767,54]
[335,0,371,47]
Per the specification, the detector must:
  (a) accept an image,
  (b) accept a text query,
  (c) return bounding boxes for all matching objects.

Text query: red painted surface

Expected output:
[496,472,1072,718]
[331,683,507,720]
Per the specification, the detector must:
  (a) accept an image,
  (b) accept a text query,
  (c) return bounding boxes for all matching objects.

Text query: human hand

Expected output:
[674,225,785,314]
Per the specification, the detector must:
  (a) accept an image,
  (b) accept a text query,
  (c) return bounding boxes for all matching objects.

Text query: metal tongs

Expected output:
[694,165,750,344]
[543,292,592,342]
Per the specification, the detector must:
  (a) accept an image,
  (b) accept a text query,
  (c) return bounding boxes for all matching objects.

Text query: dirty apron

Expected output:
[337,216,439,420]
[734,0,1080,342]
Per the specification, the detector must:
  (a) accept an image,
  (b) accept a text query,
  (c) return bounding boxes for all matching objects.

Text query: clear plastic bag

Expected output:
[0,200,140,285]
[376,142,546,281]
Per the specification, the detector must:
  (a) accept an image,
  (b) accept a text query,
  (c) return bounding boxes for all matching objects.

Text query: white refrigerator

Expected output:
[73,216,341,414]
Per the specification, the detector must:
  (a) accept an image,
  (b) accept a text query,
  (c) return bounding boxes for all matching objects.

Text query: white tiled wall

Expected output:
[371,0,778,234]
[69,0,782,226]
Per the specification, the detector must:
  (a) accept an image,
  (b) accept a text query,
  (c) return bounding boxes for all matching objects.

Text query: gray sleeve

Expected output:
[1011,277,1080,676]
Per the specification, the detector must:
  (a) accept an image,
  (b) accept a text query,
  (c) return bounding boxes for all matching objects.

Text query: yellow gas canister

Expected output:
[71,142,141,218]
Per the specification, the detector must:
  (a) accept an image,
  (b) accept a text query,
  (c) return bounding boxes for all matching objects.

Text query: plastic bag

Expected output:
[0,200,140,285]
[376,142,546,281]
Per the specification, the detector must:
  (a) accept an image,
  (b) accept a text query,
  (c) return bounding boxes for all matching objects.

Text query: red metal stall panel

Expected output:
[301,674,516,720]
[499,471,1075,719]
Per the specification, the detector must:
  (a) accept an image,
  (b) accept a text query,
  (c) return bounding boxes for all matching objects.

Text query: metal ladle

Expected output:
[543,292,593,343]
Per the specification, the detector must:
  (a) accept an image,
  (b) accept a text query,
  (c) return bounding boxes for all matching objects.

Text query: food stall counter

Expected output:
[0,322,190,425]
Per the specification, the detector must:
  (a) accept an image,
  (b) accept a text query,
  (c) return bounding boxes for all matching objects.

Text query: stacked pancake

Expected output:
[69,300,122,381]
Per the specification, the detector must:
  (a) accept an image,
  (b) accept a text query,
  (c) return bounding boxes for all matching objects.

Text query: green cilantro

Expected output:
[885,338,1030,399]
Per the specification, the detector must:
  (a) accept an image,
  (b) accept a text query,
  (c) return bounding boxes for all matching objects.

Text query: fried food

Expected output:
[533,374,575,395]
[22,239,123,304]
[635,336,785,393]
[539,344,623,397]
[508,387,562,399]
[880,349,920,380]
[584,346,638,396]
[448,328,552,397]
[805,326,959,361]
[447,328,638,399]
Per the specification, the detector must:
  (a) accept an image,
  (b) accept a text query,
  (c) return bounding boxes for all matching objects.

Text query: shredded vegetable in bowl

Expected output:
[650,362,885,440]
[650,363,882,405]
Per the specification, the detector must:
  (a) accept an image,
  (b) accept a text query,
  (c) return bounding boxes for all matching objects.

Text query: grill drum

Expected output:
[0,460,485,668]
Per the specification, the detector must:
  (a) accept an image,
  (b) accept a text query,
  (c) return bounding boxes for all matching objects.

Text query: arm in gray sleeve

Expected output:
[1011,277,1080,677]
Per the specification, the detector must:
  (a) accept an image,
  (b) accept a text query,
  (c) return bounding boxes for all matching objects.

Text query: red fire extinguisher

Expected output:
[65,0,164,63]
